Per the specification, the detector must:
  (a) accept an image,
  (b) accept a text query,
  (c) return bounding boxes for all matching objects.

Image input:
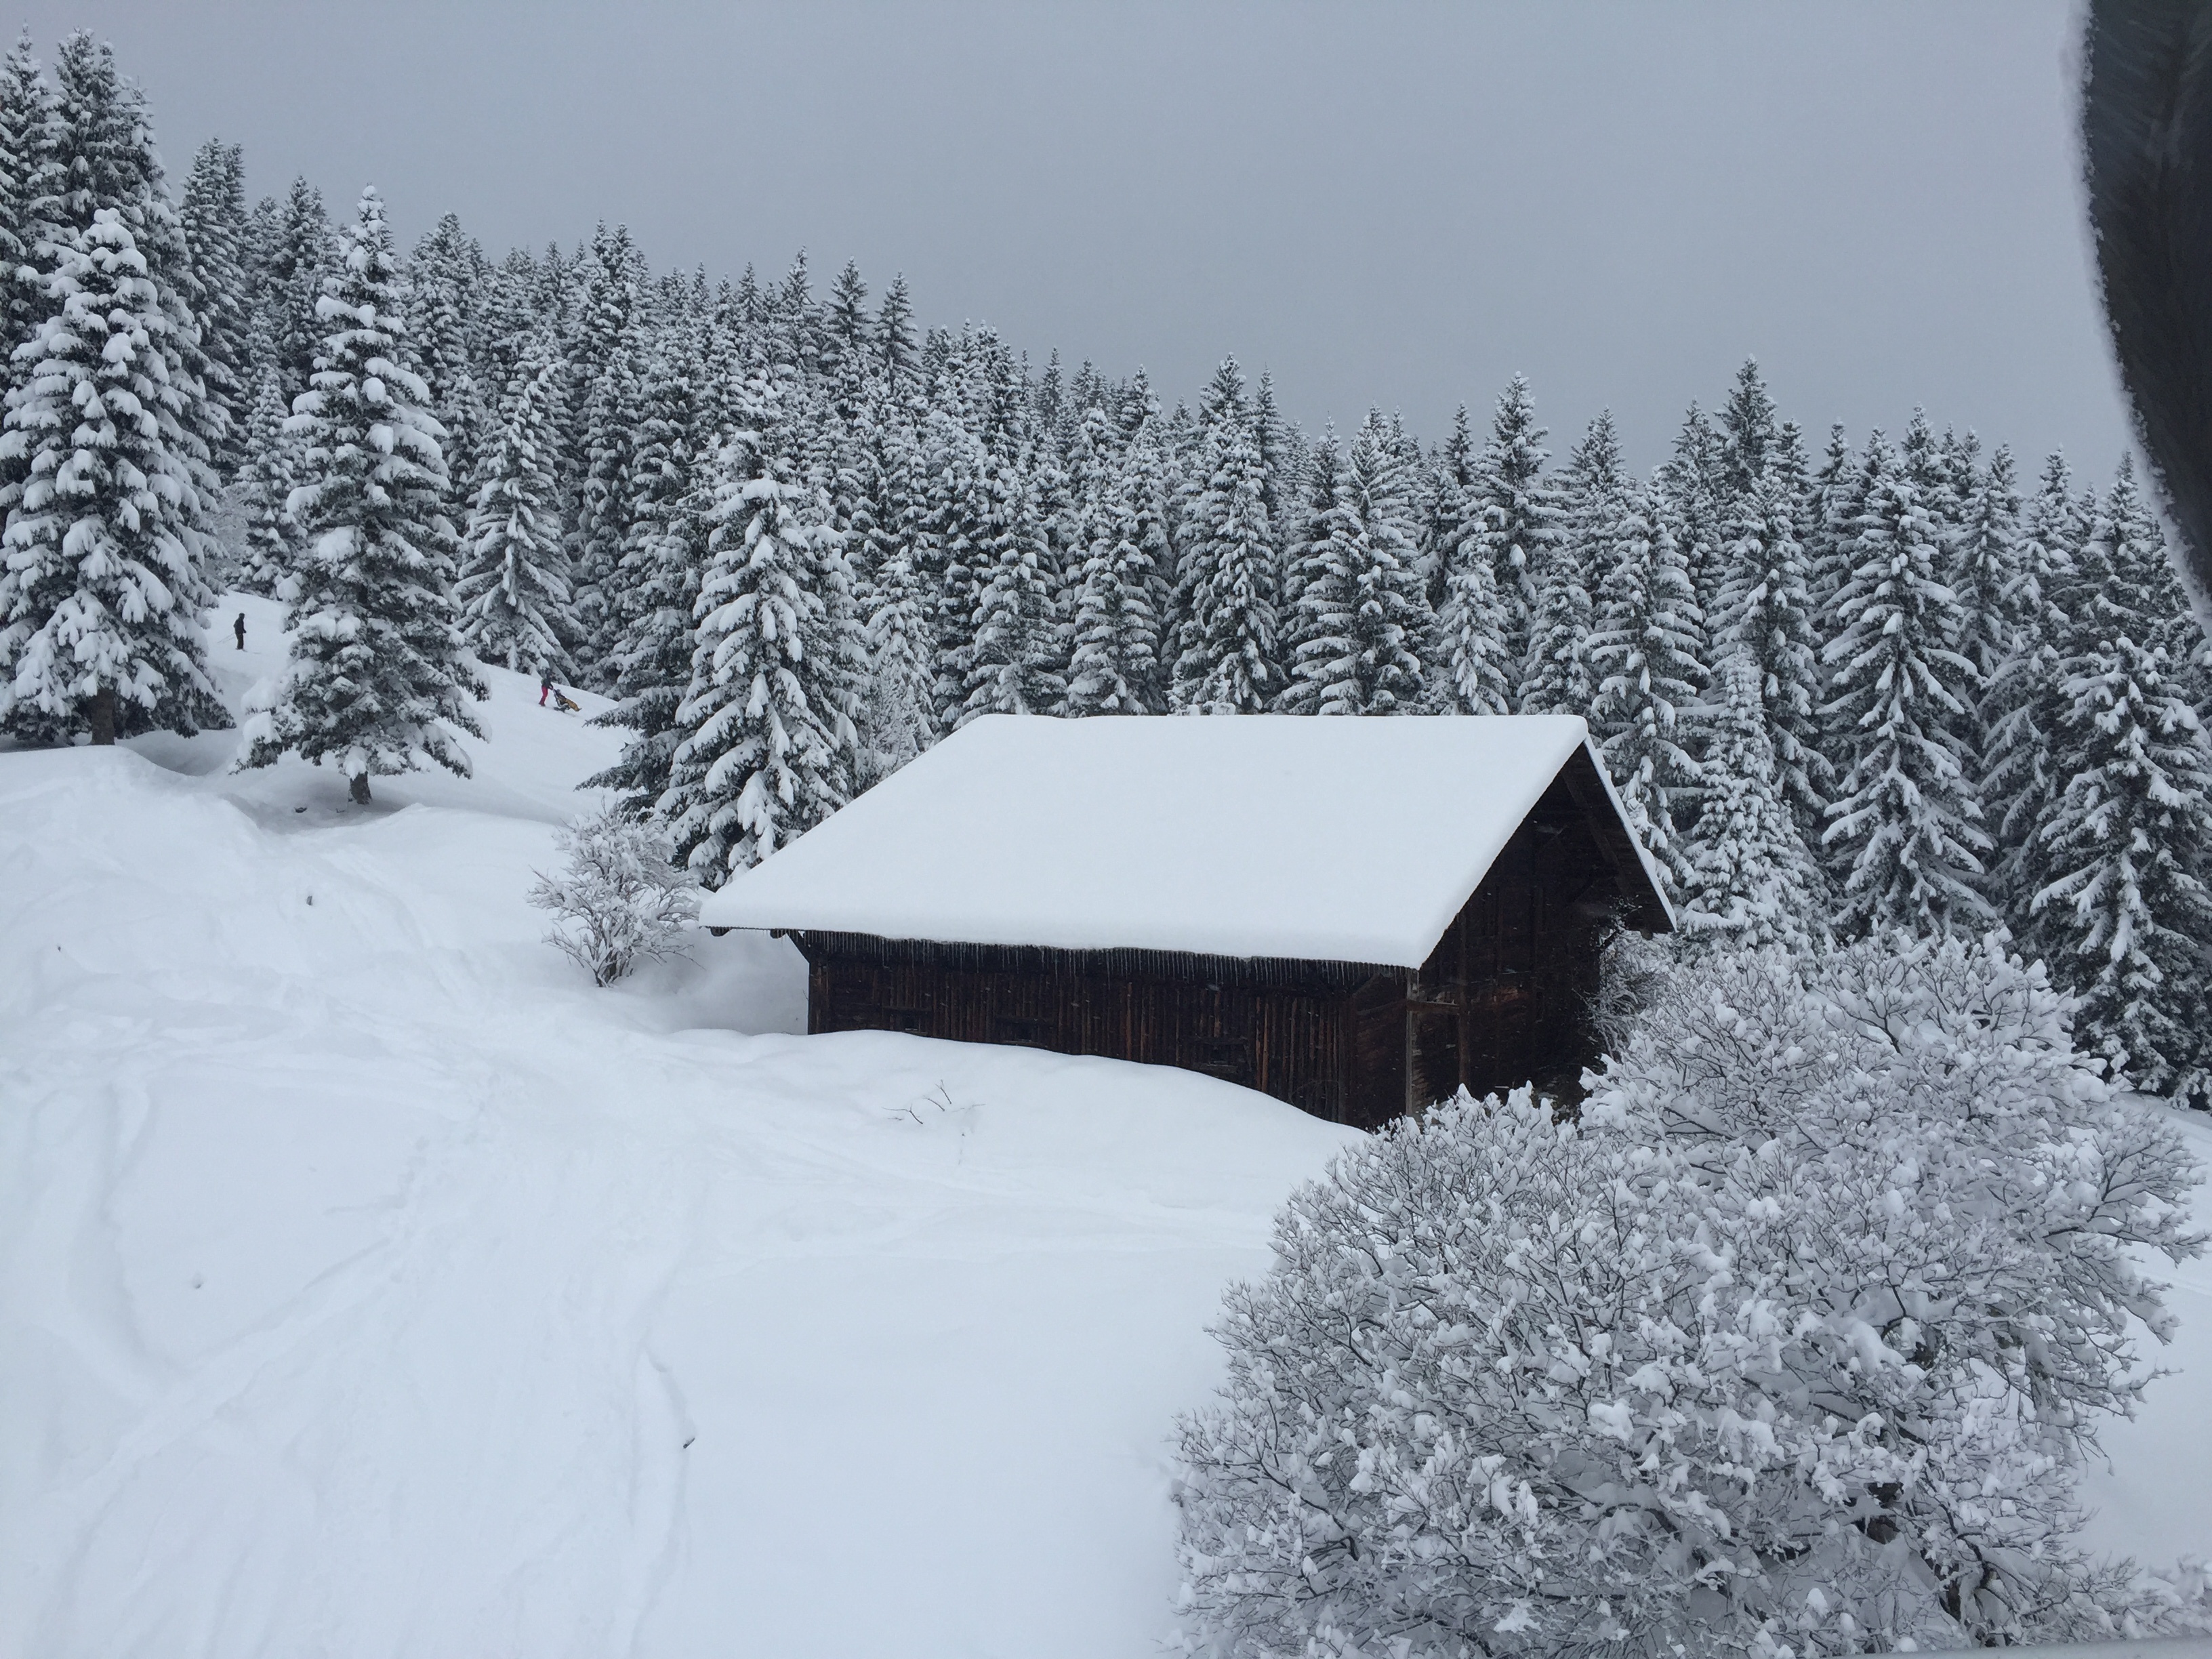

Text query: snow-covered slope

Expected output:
[0,594,1359,1658]
[2078,1103,2212,1567]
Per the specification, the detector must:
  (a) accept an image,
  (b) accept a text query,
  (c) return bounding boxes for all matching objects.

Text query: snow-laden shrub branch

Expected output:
[529,807,697,986]
[1174,935,2207,1659]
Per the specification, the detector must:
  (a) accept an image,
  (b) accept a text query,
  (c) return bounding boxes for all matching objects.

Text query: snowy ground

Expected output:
[1,596,2206,1658]
[0,594,1359,1658]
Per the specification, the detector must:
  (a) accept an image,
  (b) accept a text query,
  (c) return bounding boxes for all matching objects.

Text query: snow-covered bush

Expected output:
[529,807,697,986]
[1174,935,2206,1659]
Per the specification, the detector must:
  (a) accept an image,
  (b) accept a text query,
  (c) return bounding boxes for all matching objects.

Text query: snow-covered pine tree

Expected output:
[876,270,916,392]
[232,364,298,594]
[1417,402,1476,617]
[239,187,484,804]
[918,380,988,729]
[1715,356,1778,507]
[455,332,571,674]
[0,32,54,392]
[1421,408,1511,716]
[1982,451,2082,927]
[1,37,232,745]
[1585,477,1706,888]
[1679,653,1826,952]
[959,438,1063,722]
[822,258,869,384]
[855,457,937,781]
[1279,424,1337,668]
[1282,409,1428,715]
[657,377,859,885]
[1801,422,1856,617]
[1820,435,1991,937]
[1525,409,1620,716]
[1943,442,2020,760]
[1662,402,1727,628]
[260,177,335,398]
[1714,462,1828,840]
[409,212,489,500]
[1467,373,1557,682]
[177,136,250,476]
[0,205,225,743]
[588,327,717,815]
[1063,402,1164,715]
[2032,456,2212,1101]
[1172,357,1280,713]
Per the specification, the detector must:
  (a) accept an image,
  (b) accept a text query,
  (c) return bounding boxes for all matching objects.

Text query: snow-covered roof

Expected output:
[697,714,1671,967]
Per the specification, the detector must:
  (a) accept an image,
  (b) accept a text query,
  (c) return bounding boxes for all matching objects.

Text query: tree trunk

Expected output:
[86,687,117,747]
[348,771,372,806]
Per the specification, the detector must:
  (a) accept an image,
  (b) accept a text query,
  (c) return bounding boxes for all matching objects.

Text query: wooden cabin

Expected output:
[697,714,1672,1129]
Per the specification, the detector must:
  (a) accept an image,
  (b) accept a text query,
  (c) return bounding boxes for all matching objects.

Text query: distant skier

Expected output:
[232,612,246,650]
[539,670,554,707]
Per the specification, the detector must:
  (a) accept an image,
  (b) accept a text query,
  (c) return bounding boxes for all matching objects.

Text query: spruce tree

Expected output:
[0,208,224,743]
[1662,403,1727,627]
[959,441,1063,722]
[1586,478,1705,887]
[1279,424,1338,670]
[1425,408,1512,716]
[409,212,489,497]
[588,329,715,815]
[1679,653,1825,953]
[232,365,298,594]
[1820,436,1990,937]
[2032,456,2212,1101]
[177,137,250,475]
[1064,403,1164,715]
[1525,411,1618,715]
[262,178,335,396]
[1944,443,2020,759]
[1418,402,1477,616]
[856,457,937,783]
[658,382,859,884]
[1714,462,1827,838]
[1467,373,1557,680]
[1,37,228,744]
[239,188,485,803]
[1715,357,1779,506]
[1284,410,1428,715]
[823,258,869,382]
[876,270,916,391]
[1173,357,1280,712]
[0,33,53,390]
[918,384,988,729]
[455,333,571,674]
[1982,451,2081,920]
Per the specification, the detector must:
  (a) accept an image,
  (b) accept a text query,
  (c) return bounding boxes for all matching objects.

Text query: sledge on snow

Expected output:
[698,713,1672,1126]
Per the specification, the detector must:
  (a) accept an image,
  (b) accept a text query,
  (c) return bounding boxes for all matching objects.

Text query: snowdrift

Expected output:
[0,594,1359,1658]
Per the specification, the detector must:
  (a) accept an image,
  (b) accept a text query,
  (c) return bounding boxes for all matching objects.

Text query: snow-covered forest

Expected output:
[3,28,2212,1659]
[1,33,2206,1107]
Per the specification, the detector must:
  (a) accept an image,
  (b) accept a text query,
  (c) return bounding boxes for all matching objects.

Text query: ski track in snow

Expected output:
[0,595,1361,1659]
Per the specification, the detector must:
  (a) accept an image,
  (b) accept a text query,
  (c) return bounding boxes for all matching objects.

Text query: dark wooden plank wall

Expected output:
[798,773,1629,1129]
[801,935,1380,1123]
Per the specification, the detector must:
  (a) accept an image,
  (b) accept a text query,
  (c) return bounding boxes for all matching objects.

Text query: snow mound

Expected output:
[0,596,1359,1658]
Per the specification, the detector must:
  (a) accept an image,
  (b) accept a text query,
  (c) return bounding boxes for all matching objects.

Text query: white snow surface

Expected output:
[699,710,1625,966]
[0,595,1361,1658]
[2078,1102,2212,1569]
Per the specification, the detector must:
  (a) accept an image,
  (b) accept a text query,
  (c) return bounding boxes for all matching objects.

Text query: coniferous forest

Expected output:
[4,31,2210,1105]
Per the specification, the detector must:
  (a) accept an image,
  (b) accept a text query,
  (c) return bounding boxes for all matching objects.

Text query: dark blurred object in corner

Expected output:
[2084,0,2212,629]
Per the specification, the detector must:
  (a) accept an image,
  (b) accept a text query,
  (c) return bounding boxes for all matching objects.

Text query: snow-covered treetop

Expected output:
[697,713,1671,965]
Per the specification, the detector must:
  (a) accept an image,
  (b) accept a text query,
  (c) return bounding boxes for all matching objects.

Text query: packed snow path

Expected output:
[0,596,1357,1658]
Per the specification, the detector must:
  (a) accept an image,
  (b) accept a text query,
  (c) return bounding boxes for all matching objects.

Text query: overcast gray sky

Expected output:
[20,1,2133,474]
